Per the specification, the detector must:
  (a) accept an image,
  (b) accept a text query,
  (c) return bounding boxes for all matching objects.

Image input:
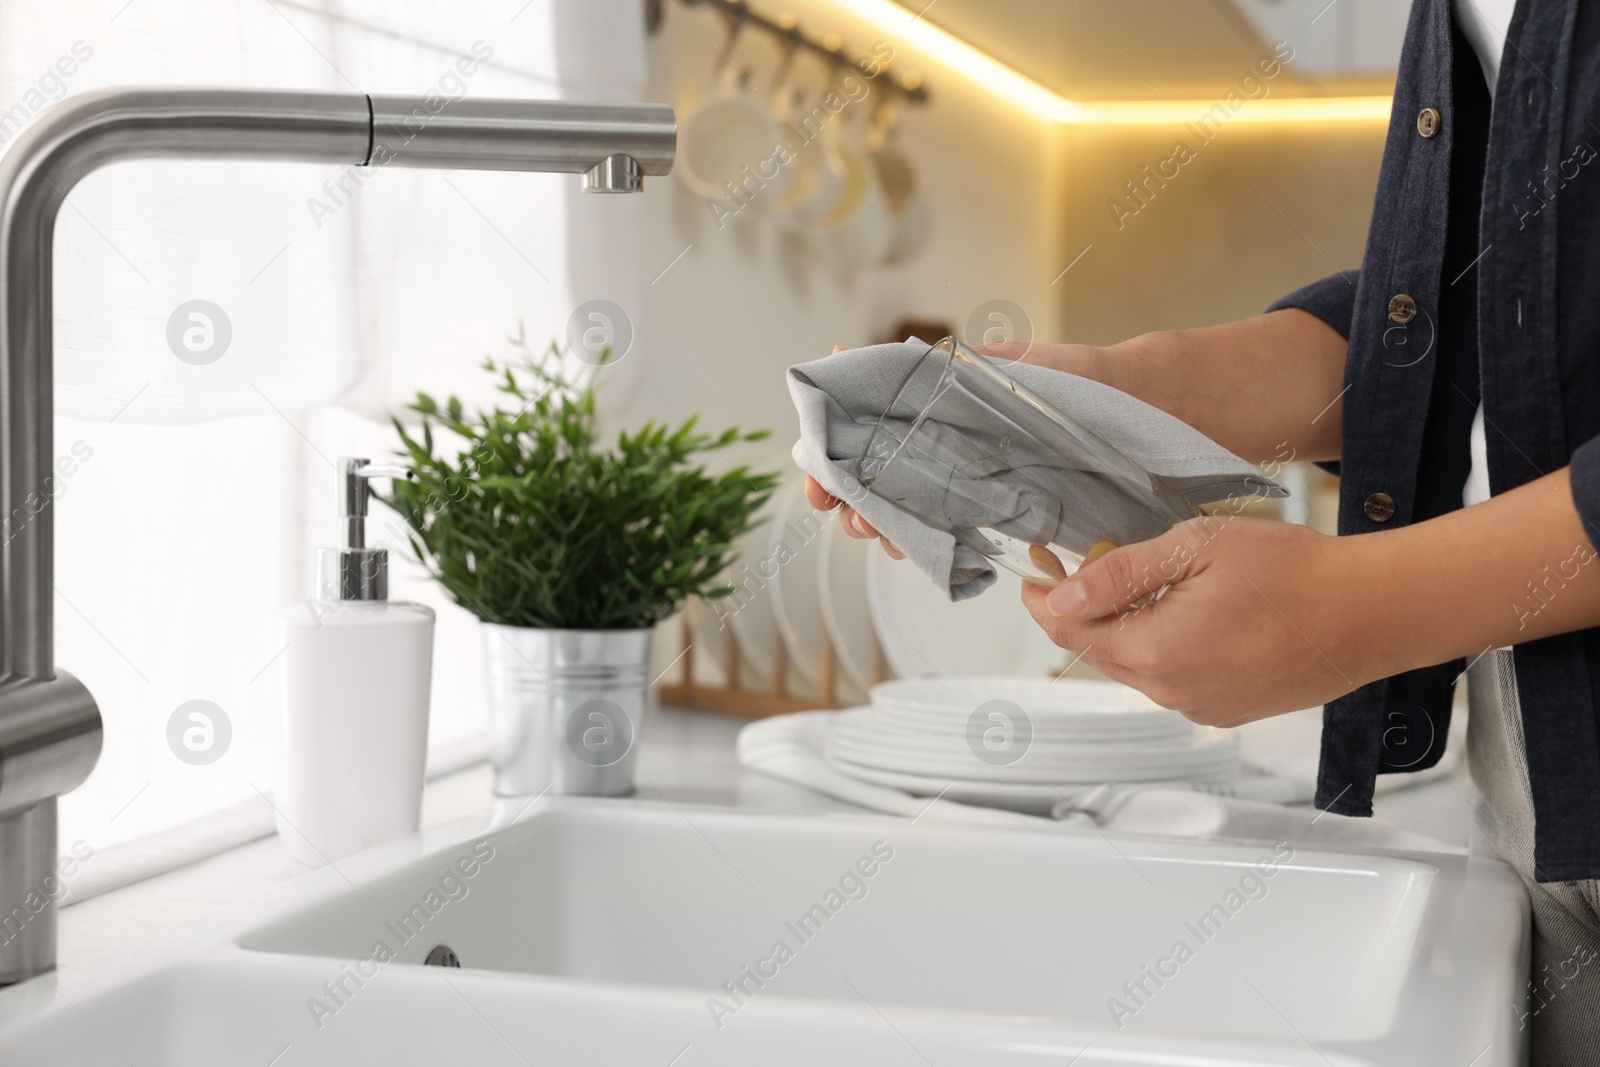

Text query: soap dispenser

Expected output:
[276,457,435,866]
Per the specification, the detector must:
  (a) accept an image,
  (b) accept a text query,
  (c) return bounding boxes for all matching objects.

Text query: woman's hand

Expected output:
[1020,516,1374,726]
[803,475,905,559]
[805,342,909,558]
[1021,469,1600,729]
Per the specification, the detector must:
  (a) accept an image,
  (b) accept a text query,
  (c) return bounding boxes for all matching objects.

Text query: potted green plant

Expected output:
[388,331,775,797]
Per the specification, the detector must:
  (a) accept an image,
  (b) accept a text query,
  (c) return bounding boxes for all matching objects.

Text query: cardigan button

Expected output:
[1417,107,1442,138]
[1387,293,1418,324]
[1363,492,1396,523]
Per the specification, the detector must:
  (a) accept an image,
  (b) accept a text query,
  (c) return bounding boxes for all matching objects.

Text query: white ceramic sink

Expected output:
[0,798,1528,1066]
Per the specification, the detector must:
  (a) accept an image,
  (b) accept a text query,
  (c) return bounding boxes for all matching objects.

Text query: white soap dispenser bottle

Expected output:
[276,457,435,866]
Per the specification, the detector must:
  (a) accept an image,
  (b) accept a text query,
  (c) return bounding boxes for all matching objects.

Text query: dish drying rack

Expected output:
[656,321,939,717]
[658,616,888,717]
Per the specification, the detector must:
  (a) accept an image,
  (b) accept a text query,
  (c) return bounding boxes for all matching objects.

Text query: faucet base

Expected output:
[0,799,56,984]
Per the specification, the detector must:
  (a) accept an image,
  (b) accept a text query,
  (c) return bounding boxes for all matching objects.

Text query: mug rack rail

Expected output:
[647,0,932,104]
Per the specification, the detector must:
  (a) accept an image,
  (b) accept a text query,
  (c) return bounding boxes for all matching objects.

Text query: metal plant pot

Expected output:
[481,624,652,797]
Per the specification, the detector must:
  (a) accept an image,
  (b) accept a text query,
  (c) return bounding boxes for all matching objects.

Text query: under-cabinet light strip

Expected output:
[824,0,1393,125]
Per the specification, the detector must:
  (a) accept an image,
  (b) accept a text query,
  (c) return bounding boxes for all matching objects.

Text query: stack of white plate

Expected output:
[824,677,1241,813]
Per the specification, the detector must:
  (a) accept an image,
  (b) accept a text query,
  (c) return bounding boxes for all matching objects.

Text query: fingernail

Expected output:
[1028,545,1068,581]
[1046,580,1087,617]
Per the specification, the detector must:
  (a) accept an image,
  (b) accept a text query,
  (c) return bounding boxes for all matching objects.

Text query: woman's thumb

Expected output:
[1045,531,1189,620]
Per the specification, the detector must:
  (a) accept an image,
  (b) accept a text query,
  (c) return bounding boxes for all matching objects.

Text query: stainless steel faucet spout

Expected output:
[0,86,675,983]
[368,96,676,176]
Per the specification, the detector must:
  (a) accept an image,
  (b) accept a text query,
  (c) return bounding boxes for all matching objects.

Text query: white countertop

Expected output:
[56,703,1477,975]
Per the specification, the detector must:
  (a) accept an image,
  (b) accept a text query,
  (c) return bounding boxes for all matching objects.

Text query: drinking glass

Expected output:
[855,337,1198,586]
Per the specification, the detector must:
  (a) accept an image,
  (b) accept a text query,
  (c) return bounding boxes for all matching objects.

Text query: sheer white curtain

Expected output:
[0,0,651,852]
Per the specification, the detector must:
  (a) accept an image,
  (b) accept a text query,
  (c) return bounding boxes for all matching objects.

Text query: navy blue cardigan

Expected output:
[1271,0,1600,882]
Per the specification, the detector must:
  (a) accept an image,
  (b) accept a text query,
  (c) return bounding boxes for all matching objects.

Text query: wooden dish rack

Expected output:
[658,616,889,717]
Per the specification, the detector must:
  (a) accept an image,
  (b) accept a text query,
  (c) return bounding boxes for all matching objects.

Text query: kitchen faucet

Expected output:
[0,87,675,983]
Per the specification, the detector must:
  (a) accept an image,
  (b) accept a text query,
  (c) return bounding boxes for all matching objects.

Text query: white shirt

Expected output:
[1454,0,1516,507]
[1456,1,1517,675]
[1455,0,1517,95]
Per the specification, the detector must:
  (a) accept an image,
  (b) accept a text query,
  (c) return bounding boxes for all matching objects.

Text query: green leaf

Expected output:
[378,331,781,630]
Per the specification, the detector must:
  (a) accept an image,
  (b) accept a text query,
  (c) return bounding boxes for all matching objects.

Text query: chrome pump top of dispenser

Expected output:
[317,457,415,602]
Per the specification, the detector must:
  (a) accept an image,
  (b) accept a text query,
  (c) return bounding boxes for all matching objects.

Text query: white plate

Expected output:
[826,740,1241,784]
[769,478,832,696]
[827,728,1238,772]
[818,753,1227,814]
[870,707,1193,744]
[874,697,1188,732]
[873,676,1158,714]
[826,713,1239,784]
[682,596,733,687]
[726,529,781,688]
[870,677,1188,739]
[689,451,797,692]
[818,519,879,694]
[864,551,1064,679]
[833,712,1199,753]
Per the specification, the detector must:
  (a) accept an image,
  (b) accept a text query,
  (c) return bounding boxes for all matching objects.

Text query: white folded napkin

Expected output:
[736,711,1048,829]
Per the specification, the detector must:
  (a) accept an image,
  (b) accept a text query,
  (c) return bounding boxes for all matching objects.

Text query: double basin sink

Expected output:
[0,797,1528,1065]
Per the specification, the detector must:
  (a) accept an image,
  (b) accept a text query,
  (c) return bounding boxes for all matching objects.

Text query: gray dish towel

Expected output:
[787,340,1285,601]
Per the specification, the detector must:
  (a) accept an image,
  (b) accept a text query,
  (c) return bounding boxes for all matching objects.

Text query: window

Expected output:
[15,0,650,853]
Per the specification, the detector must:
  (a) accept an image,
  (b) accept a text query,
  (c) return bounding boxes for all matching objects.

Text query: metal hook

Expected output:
[712,0,756,91]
